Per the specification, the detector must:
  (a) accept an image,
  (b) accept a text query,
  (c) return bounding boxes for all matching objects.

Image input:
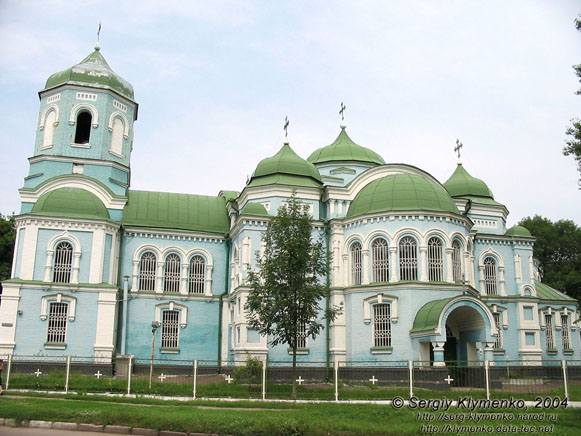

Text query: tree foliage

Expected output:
[0,213,16,293]
[518,215,581,302]
[564,15,581,187]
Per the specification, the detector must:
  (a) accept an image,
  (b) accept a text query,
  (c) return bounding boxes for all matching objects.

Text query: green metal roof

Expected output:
[347,173,460,218]
[241,202,269,216]
[122,190,229,235]
[411,297,455,333]
[31,187,110,220]
[461,195,504,207]
[219,191,239,202]
[307,127,385,166]
[443,164,494,199]
[249,143,322,187]
[44,47,134,100]
[505,225,533,237]
[535,280,576,302]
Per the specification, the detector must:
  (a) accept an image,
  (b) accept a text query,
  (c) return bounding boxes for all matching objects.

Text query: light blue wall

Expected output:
[12,228,26,279]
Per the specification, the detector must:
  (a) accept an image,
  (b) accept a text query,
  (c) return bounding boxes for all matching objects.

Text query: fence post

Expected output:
[193,360,198,400]
[127,355,133,395]
[262,361,266,401]
[65,355,71,394]
[5,354,13,390]
[484,359,490,400]
[408,360,413,398]
[562,360,569,400]
[334,359,339,402]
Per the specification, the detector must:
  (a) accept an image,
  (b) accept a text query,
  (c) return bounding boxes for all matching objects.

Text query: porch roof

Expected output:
[410,297,455,333]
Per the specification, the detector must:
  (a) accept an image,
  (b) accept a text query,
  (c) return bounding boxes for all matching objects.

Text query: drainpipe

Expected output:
[121,275,129,355]
[217,238,231,369]
[324,220,331,376]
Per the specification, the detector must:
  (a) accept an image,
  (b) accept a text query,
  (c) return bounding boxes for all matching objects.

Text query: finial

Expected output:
[95,22,102,51]
[283,116,289,143]
[454,138,463,164]
[339,102,346,129]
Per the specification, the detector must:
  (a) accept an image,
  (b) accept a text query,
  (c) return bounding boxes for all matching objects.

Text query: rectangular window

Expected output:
[47,302,68,343]
[561,314,571,350]
[161,310,179,349]
[545,314,555,349]
[493,313,503,349]
[373,304,391,347]
[291,323,307,349]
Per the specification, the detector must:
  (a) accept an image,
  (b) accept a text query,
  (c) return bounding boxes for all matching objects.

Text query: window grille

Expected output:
[161,310,179,348]
[399,236,418,281]
[483,257,498,295]
[53,241,73,283]
[351,242,362,285]
[164,253,181,293]
[47,302,68,343]
[291,323,307,349]
[427,237,444,282]
[452,240,462,283]
[545,314,555,349]
[188,255,206,294]
[74,111,92,144]
[561,314,571,350]
[493,313,503,349]
[372,238,389,283]
[139,252,157,291]
[373,304,391,347]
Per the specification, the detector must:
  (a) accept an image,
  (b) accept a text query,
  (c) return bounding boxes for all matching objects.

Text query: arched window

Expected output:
[42,110,57,148]
[484,257,498,295]
[452,240,462,283]
[372,238,389,283]
[74,111,92,144]
[139,252,157,291]
[164,253,181,293]
[399,236,418,281]
[427,237,444,282]
[351,241,362,285]
[53,241,73,283]
[110,117,124,155]
[189,255,205,294]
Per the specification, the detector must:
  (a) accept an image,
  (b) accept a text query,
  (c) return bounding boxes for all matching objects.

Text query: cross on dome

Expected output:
[454,139,463,163]
[339,102,347,129]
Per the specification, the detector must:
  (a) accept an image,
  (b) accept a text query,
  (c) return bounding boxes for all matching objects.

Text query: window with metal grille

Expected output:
[46,302,68,343]
[372,238,389,283]
[164,253,181,293]
[351,241,362,285]
[139,252,157,291]
[291,323,307,349]
[545,314,555,349]
[484,257,498,295]
[493,313,503,349]
[53,241,73,283]
[161,310,179,348]
[373,304,391,347]
[399,236,418,281]
[427,237,444,282]
[561,314,571,350]
[452,240,462,283]
[188,255,206,294]
[74,111,92,144]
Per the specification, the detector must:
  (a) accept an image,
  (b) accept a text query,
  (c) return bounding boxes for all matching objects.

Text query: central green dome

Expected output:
[44,46,134,100]
[32,187,110,220]
[307,127,385,166]
[347,173,459,218]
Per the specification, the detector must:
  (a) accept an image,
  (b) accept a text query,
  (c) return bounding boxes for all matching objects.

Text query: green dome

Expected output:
[241,202,269,216]
[249,143,322,188]
[307,127,385,166]
[32,188,110,220]
[44,47,134,100]
[347,173,459,218]
[443,164,494,199]
[505,225,532,237]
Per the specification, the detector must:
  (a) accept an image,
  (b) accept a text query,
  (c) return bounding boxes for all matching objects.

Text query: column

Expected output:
[44,250,54,282]
[479,265,485,294]
[131,260,139,292]
[71,252,81,284]
[499,266,506,295]
[445,248,453,283]
[432,342,446,367]
[205,265,213,296]
[419,246,427,281]
[361,249,370,285]
[156,261,164,293]
[389,247,398,282]
[342,254,349,287]
[180,263,188,295]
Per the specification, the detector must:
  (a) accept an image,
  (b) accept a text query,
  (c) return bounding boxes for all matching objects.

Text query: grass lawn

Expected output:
[1,396,581,436]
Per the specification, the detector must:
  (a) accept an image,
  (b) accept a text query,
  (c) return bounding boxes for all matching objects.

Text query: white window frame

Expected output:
[351,241,362,285]
[398,236,418,281]
[46,301,69,346]
[371,238,389,283]
[427,237,444,282]
[161,309,180,350]
[154,301,188,328]
[40,293,77,321]
[363,294,398,324]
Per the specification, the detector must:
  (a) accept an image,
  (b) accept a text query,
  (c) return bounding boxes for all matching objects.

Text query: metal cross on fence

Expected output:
[296,376,304,385]
[369,376,378,385]
[94,371,102,379]
[444,375,454,385]
[158,373,167,383]
[34,369,42,377]
[224,375,233,384]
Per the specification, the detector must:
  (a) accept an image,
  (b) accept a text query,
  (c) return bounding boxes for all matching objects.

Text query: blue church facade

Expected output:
[0,45,579,366]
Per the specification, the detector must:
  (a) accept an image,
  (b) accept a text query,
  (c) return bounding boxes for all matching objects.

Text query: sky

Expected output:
[0,0,580,226]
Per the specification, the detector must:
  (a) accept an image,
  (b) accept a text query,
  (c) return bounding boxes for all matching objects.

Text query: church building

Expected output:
[0,45,579,366]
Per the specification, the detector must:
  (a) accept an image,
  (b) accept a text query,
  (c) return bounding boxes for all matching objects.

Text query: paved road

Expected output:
[0,428,104,435]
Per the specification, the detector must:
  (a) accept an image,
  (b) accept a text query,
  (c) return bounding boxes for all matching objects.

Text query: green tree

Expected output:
[518,215,581,302]
[564,15,581,187]
[0,213,16,293]
[246,195,340,399]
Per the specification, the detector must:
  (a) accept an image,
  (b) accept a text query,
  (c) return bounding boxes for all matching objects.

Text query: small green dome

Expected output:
[249,143,322,188]
[241,202,269,216]
[347,173,459,218]
[505,225,532,237]
[32,188,110,220]
[443,164,494,199]
[307,127,385,166]
[44,47,134,100]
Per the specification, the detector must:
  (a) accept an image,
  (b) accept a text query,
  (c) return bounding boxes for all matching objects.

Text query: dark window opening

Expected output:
[74,111,92,144]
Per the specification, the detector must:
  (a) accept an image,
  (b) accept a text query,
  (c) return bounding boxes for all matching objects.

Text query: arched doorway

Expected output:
[444,305,487,364]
